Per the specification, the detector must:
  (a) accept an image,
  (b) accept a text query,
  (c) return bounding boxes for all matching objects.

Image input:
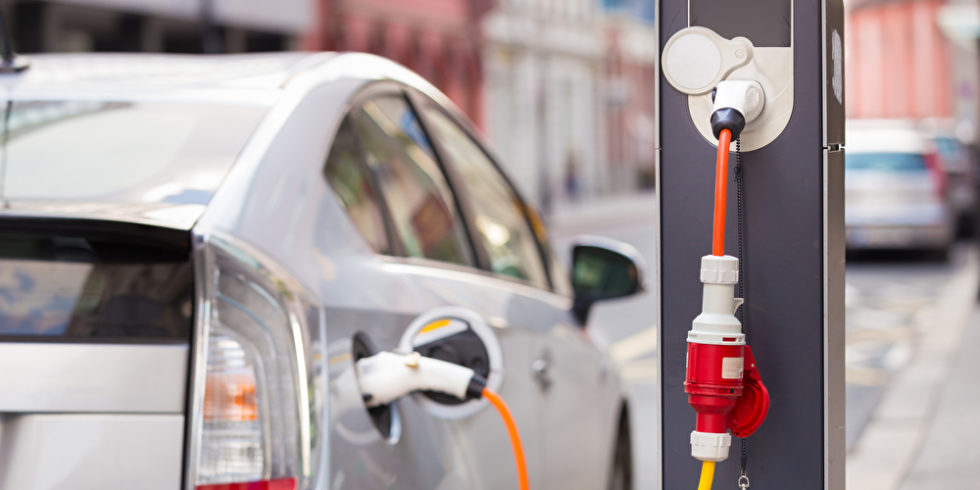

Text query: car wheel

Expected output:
[608,408,633,490]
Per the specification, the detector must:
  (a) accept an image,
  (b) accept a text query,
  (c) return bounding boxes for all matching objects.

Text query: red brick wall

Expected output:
[304,0,488,128]
[847,0,952,119]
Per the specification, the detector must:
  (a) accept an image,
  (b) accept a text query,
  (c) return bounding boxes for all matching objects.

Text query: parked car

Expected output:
[0,53,640,490]
[845,119,954,257]
[920,119,977,236]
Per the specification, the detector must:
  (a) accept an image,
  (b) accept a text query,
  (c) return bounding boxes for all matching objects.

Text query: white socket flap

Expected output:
[662,27,753,95]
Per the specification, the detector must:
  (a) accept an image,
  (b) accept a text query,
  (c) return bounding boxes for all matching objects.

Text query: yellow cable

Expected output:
[697,461,715,490]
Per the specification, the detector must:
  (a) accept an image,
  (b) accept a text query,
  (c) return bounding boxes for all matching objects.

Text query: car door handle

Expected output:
[531,353,553,392]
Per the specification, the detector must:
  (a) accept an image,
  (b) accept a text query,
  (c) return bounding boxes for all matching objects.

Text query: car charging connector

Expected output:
[355,350,529,490]
[356,351,486,407]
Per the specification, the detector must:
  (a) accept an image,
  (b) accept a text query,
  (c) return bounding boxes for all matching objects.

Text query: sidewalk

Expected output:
[899,307,980,489]
[547,192,657,236]
[847,250,980,489]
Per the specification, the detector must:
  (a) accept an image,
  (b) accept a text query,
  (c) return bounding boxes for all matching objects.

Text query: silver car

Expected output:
[0,53,642,490]
[845,120,954,257]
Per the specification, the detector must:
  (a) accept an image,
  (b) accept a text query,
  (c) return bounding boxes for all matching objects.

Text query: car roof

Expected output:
[846,119,934,154]
[0,52,332,103]
[0,52,450,230]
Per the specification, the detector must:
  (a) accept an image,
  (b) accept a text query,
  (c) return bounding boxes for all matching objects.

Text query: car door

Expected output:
[413,96,622,488]
[319,85,549,489]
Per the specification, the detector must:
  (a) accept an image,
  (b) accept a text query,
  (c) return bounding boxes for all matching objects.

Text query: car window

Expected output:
[352,95,472,266]
[323,117,390,253]
[420,106,549,288]
[846,153,927,172]
[0,234,192,340]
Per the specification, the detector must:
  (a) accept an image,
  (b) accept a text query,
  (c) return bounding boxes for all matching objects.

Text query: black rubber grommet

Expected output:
[710,108,746,140]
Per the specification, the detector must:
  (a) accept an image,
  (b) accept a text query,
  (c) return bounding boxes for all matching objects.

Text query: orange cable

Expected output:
[712,129,733,256]
[483,387,530,490]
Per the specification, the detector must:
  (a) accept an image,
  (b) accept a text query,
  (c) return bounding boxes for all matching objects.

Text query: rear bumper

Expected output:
[845,224,951,249]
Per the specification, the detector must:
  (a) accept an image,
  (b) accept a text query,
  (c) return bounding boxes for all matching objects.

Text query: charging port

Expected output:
[412,327,491,406]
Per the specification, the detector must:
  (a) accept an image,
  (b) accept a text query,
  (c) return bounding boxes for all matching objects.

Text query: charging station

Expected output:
[659,0,845,488]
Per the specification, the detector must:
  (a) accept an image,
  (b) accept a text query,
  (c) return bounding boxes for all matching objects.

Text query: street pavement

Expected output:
[898,307,980,489]
[844,244,978,450]
[548,193,980,489]
[847,243,980,489]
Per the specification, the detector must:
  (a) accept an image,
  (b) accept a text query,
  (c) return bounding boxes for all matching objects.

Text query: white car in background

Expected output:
[845,120,954,258]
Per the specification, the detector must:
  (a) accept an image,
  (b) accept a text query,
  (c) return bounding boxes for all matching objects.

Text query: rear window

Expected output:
[0,234,192,341]
[2,100,266,204]
[845,153,927,172]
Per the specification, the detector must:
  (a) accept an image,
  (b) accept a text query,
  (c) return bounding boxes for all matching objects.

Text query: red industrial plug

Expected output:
[684,126,769,464]
[684,254,770,461]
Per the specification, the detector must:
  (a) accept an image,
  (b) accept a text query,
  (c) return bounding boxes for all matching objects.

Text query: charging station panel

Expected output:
[662,0,796,151]
[690,0,791,48]
[659,0,845,487]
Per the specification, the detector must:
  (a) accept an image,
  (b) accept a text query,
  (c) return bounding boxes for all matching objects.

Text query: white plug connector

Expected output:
[688,255,745,346]
[713,80,765,124]
[355,351,484,407]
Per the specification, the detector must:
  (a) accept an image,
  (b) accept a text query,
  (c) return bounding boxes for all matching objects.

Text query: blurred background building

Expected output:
[303,0,490,132]
[5,0,311,53]
[2,0,656,215]
[8,0,975,211]
[846,0,979,144]
[481,0,604,212]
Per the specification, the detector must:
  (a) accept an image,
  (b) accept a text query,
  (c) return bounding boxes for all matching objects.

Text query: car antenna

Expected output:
[0,11,29,73]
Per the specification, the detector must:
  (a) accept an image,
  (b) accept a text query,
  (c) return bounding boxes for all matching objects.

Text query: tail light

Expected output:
[924,152,947,199]
[187,235,320,490]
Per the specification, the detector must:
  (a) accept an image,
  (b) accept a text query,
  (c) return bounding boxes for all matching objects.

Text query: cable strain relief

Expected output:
[710,108,746,140]
[466,374,487,400]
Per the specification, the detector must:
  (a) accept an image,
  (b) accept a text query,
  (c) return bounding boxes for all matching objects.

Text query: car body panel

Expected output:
[0,201,207,230]
[0,414,184,490]
[0,343,187,413]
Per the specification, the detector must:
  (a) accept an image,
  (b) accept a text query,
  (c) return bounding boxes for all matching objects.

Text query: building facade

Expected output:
[601,10,657,193]
[846,0,954,119]
[481,0,605,212]
[304,0,490,128]
[8,0,311,53]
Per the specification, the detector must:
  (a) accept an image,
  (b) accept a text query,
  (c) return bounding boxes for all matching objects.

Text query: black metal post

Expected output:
[658,0,845,487]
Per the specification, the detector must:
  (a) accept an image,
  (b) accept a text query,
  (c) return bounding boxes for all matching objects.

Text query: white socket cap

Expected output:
[691,430,732,462]
[700,255,739,285]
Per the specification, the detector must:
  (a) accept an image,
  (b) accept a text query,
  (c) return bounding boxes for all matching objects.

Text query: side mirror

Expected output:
[570,236,646,323]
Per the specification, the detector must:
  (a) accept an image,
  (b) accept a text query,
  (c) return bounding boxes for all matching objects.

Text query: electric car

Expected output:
[845,119,954,257]
[0,53,642,490]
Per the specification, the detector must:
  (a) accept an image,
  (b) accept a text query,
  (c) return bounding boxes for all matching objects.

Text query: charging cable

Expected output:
[698,460,715,490]
[688,80,768,490]
[482,387,530,490]
[356,351,529,490]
